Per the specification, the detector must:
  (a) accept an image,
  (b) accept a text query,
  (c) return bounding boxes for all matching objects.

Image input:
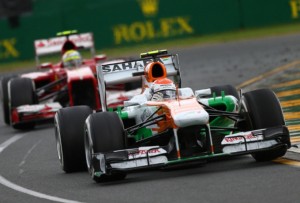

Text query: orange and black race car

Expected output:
[54,50,291,183]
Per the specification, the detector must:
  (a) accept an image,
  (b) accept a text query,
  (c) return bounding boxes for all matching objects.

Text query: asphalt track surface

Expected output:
[1,34,300,203]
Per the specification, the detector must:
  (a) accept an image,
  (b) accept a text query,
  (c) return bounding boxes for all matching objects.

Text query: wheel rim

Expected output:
[54,114,64,168]
[84,124,94,176]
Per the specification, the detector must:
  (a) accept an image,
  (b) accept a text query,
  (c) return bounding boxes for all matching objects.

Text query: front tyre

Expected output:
[242,89,289,161]
[1,75,17,125]
[85,112,126,183]
[9,77,37,130]
[54,105,92,173]
[210,84,239,100]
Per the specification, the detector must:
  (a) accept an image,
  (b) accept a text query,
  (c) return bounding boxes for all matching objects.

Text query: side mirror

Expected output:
[179,87,194,99]
[38,62,53,69]
[124,94,148,106]
[94,54,107,63]
[195,88,211,98]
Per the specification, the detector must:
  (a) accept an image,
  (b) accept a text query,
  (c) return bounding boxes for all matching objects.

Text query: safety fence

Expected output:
[0,0,299,63]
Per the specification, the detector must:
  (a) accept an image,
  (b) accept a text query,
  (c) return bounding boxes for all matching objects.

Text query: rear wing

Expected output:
[97,54,181,111]
[34,32,95,65]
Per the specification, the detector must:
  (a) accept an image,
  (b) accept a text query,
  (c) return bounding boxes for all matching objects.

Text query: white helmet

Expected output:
[62,50,82,67]
[150,78,176,101]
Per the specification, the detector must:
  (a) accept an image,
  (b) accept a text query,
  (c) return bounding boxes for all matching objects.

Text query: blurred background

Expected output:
[1,2,300,203]
[0,0,300,64]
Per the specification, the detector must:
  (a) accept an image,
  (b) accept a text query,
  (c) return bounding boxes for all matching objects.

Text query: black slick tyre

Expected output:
[210,84,239,100]
[1,75,17,125]
[242,89,289,161]
[54,105,92,173]
[9,77,37,130]
[85,111,126,183]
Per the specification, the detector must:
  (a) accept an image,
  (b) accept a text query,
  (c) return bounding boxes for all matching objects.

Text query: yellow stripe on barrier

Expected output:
[276,89,300,97]
[272,79,300,89]
[291,136,300,143]
[280,99,300,108]
[284,112,300,120]
[288,125,300,132]
[237,60,300,89]
[274,158,300,167]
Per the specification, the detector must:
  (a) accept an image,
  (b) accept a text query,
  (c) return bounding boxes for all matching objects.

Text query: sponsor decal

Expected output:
[102,61,143,73]
[113,17,194,45]
[127,147,167,159]
[102,57,170,73]
[34,37,65,49]
[137,0,159,17]
[34,33,93,55]
[34,33,92,49]
[0,38,19,59]
[130,148,160,155]
[290,0,300,18]
[111,156,168,169]
[222,131,263,145]
[112,0,194,45]
[17,103,62,113]
[224,133,256,143]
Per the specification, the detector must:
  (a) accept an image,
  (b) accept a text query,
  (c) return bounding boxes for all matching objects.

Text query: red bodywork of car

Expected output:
[21,59,100,107]
[8,32,134,128]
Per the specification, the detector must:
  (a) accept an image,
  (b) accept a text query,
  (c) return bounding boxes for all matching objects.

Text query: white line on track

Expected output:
[0,134,85,203]
[19,139,41,167]
[0,176,84,203]
[0,134,24,153]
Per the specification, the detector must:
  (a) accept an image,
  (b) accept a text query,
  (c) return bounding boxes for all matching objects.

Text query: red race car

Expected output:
[1,31,139,130]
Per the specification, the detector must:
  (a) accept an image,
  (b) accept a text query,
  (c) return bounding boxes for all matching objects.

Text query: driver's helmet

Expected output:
[150,78,176,101]
[62,50,82,67]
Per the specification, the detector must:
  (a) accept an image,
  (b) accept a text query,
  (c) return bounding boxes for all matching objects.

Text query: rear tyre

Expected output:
[9,77,37,130]
[1,75,17,125]
[54,106,92,173]
[242,89,289,161]
[210,84,239,100]
[85,112,126,183]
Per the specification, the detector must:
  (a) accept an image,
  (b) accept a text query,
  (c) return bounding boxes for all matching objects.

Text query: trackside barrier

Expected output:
[0,0,298,63]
